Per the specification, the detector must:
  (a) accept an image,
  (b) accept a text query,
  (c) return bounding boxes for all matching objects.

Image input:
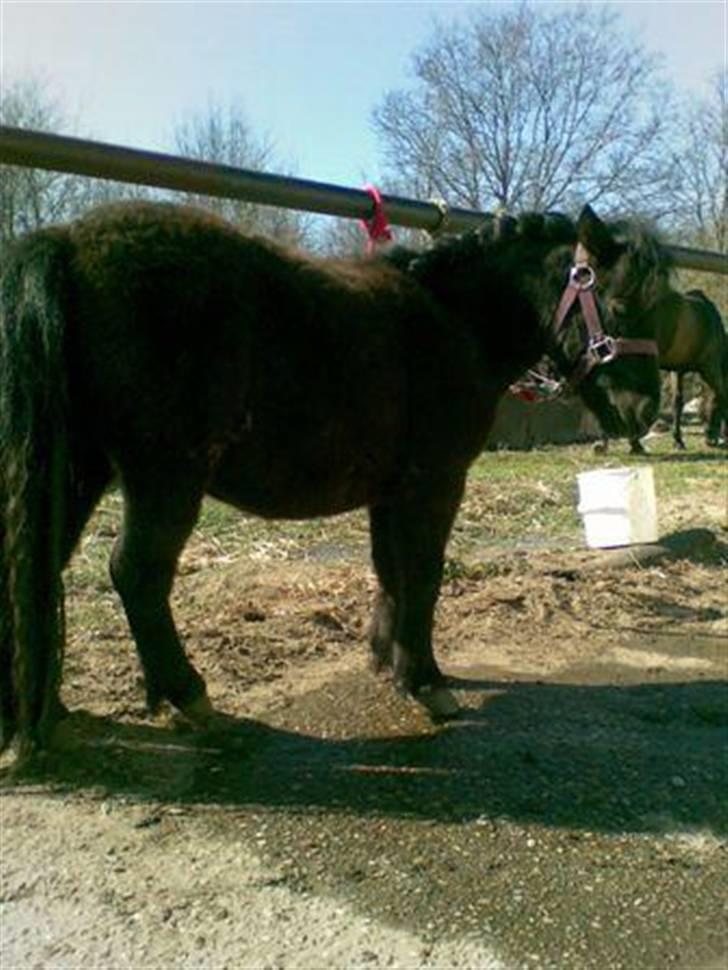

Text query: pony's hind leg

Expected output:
[109,474,212,724]
[53,452,114,725]
[0,532,15,753]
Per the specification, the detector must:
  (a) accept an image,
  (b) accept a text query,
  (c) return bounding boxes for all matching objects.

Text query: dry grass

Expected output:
[59,424,727,724]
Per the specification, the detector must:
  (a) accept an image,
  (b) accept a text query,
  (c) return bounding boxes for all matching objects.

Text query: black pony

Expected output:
[0,201,669,764]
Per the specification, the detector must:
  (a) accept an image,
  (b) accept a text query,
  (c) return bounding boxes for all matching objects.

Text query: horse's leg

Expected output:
[672,373,686,449]
[368,506,397,675]
[704,388,720,446]
[0,532,12,752]
[628,436,646,455]
[385,474,466,718]
[717,389,728,446]
[49,455,114,729]
[109,474,212,724]
[699,363,727,446]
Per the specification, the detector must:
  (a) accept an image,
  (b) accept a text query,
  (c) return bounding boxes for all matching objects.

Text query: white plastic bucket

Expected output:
[576,466,658,549]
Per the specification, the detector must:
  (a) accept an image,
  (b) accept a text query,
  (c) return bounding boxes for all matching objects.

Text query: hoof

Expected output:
[414,685,460,721]
[176,694,235,733]
[48,716,78,750]
[9,735,52,777]
[369,653,392,676]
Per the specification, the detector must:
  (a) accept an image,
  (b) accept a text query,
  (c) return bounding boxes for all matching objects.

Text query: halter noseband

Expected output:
[510,242,658,401]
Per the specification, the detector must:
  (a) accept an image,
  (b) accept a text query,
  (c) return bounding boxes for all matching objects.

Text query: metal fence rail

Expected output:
[1,125,727,276]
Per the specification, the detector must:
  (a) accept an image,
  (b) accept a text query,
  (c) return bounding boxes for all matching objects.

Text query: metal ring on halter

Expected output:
[569,262,596,290]
[588,334,618,364]
[428,197,451,237]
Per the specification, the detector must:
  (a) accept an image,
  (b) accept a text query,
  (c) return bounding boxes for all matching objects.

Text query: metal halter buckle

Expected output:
[588,334,618,364]
[509,369,564,402]
[569,262,596,290]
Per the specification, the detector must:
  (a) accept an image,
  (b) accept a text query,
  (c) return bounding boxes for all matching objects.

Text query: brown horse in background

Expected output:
[658,289,727,449]
[605,287,727,454]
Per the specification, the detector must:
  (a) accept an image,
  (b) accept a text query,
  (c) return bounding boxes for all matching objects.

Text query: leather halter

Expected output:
[554,242,658,388]
[510,243,658,401]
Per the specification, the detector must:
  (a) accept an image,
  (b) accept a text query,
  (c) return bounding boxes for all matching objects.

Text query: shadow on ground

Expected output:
[6,669,726,838]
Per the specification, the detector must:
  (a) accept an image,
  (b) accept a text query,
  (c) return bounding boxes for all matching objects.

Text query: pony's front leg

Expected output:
[369,589,396,674]
[370,475,465,720]
[392,571,453,709]
[368,503,448,691]
[368,506,398,674]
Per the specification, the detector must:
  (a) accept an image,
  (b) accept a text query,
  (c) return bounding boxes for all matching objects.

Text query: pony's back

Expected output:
[656,289,726,370]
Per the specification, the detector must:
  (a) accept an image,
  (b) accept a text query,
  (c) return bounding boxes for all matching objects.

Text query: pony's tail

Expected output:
[0,231,73,763]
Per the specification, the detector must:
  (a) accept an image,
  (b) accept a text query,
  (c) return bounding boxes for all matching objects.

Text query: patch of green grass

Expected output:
[474,430,723,490]
[447,428,725,561]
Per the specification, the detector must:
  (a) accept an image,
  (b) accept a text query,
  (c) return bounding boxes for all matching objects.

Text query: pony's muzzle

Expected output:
[615,391,659,439]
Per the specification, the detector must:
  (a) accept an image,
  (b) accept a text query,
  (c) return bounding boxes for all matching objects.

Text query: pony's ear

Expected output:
[577,205,623,266]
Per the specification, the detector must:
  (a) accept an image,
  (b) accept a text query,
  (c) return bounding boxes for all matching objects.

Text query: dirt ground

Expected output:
[1,436,727,969]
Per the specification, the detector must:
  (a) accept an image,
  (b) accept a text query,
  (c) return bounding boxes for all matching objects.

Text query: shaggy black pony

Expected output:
[0,201,670,763]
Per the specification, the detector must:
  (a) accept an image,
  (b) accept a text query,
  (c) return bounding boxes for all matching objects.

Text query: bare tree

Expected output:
[173,100,311,245]
[373,3,674,217]
[0,76,150,251]
[0,77,86,245]
[670,70,727,253]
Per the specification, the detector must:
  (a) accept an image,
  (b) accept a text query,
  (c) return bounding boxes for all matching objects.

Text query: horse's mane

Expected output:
[384,211,673,316]
[382,212,577,280]
[606,217,673,305]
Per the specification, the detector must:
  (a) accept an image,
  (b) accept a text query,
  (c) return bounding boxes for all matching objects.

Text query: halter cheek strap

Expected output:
[553,247,658,388]
[510,243,658,401]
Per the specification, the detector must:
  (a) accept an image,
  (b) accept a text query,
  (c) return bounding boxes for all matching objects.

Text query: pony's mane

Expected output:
[483,211,578,247]
[384,210,672,311]
[382,212,577,279]
[606,217,673,305]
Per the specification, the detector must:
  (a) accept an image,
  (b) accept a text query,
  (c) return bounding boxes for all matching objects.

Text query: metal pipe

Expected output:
[1,125,726,274]
[663,245,728,276]
[0,126,480,232]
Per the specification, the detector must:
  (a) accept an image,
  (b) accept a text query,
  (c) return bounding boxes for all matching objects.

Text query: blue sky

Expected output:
[1,1,726,188]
